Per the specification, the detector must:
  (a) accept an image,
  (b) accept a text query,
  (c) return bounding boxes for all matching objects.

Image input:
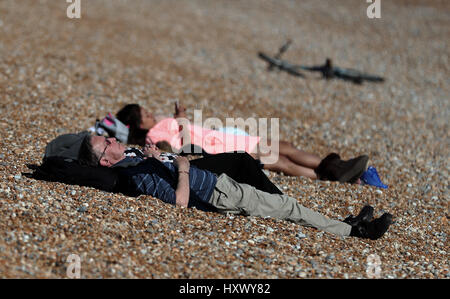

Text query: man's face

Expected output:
[91,136,126,167]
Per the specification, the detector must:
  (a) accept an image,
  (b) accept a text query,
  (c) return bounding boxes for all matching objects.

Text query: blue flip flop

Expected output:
[360,166,388,189]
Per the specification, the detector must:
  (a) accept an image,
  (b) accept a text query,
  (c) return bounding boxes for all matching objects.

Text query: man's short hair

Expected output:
[78,135,99,167]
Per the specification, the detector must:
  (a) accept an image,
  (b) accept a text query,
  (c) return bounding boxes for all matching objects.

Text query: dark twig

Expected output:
[258,52,305,77]
[259,42,385,84]
[299,58,385,84]
[268,39,292,71]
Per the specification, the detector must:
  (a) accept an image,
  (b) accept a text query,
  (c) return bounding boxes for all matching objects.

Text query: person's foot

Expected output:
[347,212,393,240]
[314,153,369,183]
[344,205,374,226]
[338,155,369,183]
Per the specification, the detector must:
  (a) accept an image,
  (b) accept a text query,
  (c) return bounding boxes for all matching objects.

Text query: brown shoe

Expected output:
[315,153,369,183]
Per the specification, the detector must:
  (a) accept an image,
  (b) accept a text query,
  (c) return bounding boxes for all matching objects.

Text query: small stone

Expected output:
[325,255,335,262]
[296,232,307,239]
[309,260,318,269]
[23,234,30,242]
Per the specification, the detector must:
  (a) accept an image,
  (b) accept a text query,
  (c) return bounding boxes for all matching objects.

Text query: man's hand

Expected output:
[174,156,190,172]
[143,143,160,159]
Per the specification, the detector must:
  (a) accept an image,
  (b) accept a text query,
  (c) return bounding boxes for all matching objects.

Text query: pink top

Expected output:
[146,118,260,154]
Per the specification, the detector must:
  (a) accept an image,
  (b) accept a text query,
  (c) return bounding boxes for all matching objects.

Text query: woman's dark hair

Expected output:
[116,104,148,146]
[116,104,141,129]
[78,135,100,167]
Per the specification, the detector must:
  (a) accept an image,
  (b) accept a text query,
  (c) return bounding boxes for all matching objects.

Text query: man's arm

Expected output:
[174,156,190,207]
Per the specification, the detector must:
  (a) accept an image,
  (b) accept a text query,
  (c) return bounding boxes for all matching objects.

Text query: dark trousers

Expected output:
[190,152,283,195]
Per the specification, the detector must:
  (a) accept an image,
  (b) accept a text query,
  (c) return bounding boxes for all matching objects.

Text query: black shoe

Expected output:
[315,153,369,183]
[349,213,393,240]
[344,205,374,226]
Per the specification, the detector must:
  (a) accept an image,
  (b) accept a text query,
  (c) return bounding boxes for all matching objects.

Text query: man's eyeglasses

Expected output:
[98,138,112,165]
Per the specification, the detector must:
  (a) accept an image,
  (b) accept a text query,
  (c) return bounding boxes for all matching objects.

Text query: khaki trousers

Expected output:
[209,174,352,236]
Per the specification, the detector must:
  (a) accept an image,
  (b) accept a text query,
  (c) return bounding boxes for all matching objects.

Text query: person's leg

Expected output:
[254,139,319,178]
[256,139,321,169]
[209,174,352,236]
[277,140,322,169]
[254,140,369,182]
[190,152,283,194]
[260,154,318,179]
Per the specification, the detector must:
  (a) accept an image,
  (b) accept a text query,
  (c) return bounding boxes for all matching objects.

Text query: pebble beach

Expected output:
[0,0,448,279]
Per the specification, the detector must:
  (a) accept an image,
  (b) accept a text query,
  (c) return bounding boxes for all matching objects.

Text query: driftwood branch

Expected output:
[258,42,385,84]
[299,58,385,84]
[258,52,305,77]
[268,39,292,71]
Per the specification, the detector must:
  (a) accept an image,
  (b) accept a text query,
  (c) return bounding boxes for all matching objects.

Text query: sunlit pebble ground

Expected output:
[0,0,448,278]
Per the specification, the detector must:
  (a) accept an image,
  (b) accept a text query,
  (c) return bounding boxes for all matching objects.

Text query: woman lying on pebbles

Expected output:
[114,103,369,184]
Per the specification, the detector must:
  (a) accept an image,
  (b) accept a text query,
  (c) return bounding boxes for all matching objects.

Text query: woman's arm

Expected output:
[174,102,188,119]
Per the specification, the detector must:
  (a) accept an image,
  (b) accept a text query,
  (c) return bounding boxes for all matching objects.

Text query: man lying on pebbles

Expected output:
[77,134,393,240]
